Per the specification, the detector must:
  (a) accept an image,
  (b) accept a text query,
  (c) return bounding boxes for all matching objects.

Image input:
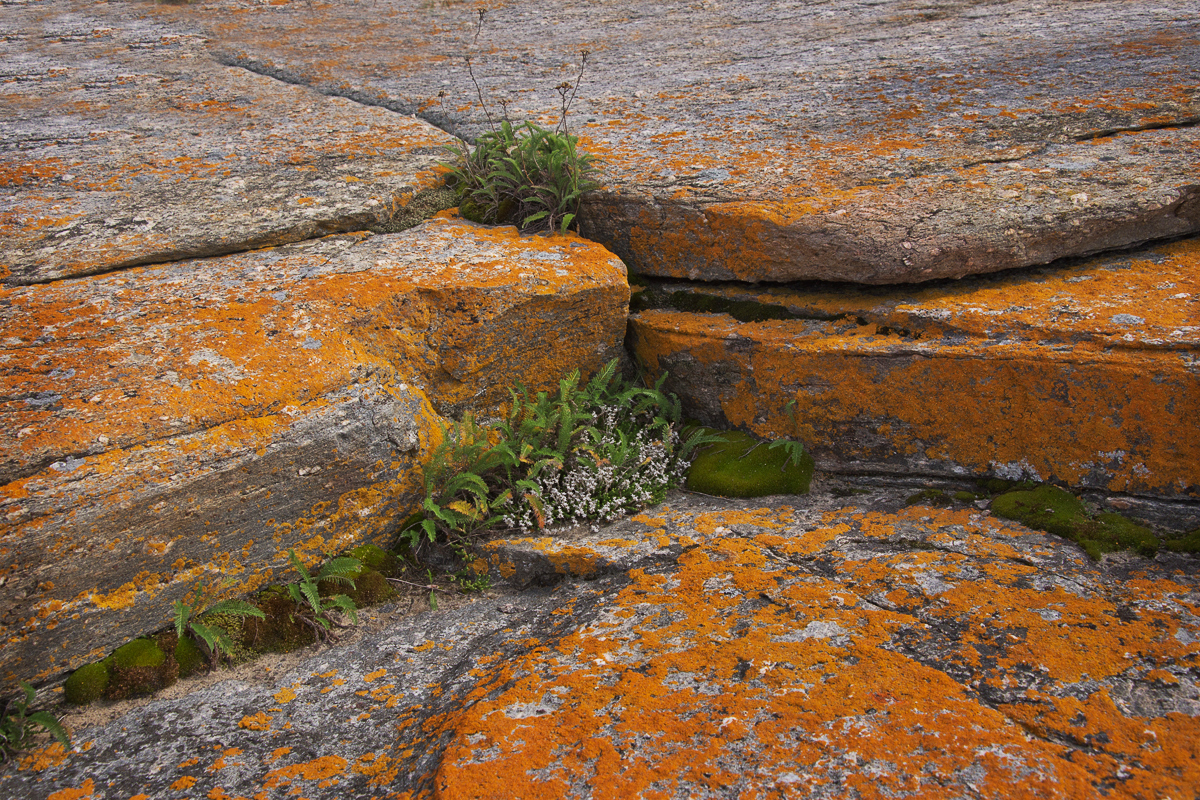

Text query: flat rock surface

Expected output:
[4,489,1198,799]
[159,0,1200,283]
[630,237,1200,499]
[1,0,456,285]
[0,216,629,690]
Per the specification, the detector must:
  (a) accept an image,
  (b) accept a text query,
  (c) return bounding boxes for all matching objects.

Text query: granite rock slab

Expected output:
[3,490,1197,798]
[0,216,630,690]
[0,0,456,286]
[629,237,1200,500]
[163,0,1200,283]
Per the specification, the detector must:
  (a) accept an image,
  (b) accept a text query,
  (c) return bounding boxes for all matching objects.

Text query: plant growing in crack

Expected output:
[441,44,601,234]
[1,681,70,767]
[283,549,360,640]
[173,579,266,669]
[402,359,720,553]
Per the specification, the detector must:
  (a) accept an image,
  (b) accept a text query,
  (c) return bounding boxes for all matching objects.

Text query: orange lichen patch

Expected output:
[262,755,348,790]
[265,747,292,765]
[363,668,387,683]
[352,752,396,784]
[692,507,794,536]
[87,572,166,610]
[16,741,72,772]
[238,712,272,731]
[273,687,297,703]
[169,776,197,791]
[47,780,96,800]
[536,543,601,578]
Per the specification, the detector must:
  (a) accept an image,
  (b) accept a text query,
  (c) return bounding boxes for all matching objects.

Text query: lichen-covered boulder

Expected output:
[0,0,456,286]
[629,238,1200,499]
[0,217,629,689]
[162,0,1200,283]
[5,491,1198,798]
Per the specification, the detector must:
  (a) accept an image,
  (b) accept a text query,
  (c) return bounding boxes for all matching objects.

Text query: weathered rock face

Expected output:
[164,0,1200,283]
[4,490,1197,798]
[629,237,1200,499]
[0,217,630,688]
[1,0,454,286]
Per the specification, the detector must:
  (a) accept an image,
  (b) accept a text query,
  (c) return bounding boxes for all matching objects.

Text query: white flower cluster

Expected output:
[498,404,688,534]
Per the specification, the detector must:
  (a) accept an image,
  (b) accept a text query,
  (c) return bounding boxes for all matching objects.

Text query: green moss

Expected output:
[347,544,401,578]
[175,635,206,678]
[109,637,165,670]
[685,429,813,498]
[1164,528,1200,553]
[103,635,178,700]
[242,591,317,654]
[991,485,1086,538]
[63,662,109,705]
[904,489,951,507]
[319,567,394,608]
[991,485,1166,559]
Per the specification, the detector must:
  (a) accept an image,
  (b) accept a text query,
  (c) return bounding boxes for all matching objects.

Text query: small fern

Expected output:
[284,550,361,639]
[173,579,265,668]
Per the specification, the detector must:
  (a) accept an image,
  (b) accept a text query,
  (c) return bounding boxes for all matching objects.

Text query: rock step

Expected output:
[4,490,1197,799]
[629,237,1200,500]
[0,217,629,690]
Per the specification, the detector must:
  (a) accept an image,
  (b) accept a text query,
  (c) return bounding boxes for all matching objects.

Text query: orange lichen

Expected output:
[46,781,96,800]
[262,755,348,789]
[238,713,271,731]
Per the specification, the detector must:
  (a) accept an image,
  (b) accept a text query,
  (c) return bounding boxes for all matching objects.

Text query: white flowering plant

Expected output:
[402,360,719,550]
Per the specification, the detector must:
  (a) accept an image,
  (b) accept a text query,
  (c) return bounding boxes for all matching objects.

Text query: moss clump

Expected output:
[686,429,813,498]
[319,567,394,608]
[347,544,401,578]
[904,489,951,507]
[103,635,178,700]
[991,485,1086,538]
[242,591,317,654]
[1164,528,1200,553]
[174,634,206,678]
[991,485,1164,559]
[63,662,109,705]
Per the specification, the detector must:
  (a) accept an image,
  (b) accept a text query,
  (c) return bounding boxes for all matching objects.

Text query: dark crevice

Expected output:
[15,221,375,289]
[211,52,470,142]
[1073,115,1200,141]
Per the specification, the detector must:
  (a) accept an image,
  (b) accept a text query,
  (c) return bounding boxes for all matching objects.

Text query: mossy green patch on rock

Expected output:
[103,635,178,700]
[319,567,394,608]
[63,661,109,705]
[174,634,206,678]
[685,429,813,498]
[991,485,1086,539]
[990,485,1162,559]
[347,544,402,578]
[1163,528,1200,553]
[242,591,318,654]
